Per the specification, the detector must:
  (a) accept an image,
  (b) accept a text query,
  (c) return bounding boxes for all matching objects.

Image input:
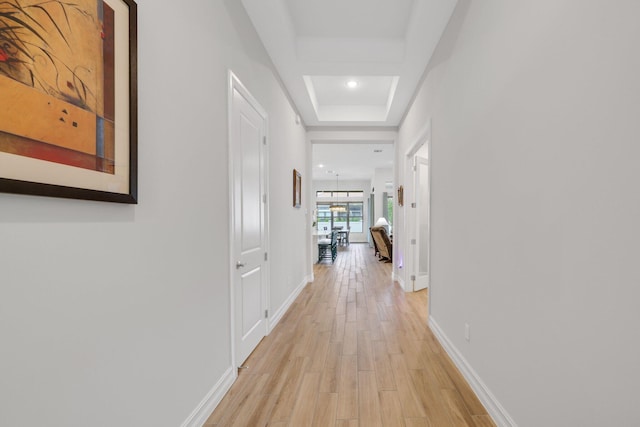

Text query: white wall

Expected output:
[0,1,307,426]
[396,1,640,426]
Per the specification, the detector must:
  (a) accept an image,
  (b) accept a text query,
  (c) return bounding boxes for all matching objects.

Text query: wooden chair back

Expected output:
[370,226,392,261]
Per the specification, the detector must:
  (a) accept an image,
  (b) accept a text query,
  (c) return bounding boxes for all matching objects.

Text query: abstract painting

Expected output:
[0,0,137,203]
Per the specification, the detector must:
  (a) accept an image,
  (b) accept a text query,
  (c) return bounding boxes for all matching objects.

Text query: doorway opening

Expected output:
[404,120,431,294]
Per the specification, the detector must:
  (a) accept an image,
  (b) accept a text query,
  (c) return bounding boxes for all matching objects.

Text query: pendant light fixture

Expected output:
[329,173,347,213]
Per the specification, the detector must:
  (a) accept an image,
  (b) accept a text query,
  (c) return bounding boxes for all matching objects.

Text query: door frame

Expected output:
[413,155,430,291]
[404,119,432,298]
[227,70,270,370]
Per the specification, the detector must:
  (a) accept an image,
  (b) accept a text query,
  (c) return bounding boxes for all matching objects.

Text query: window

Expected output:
[317,204,332,232]
[316,190,364,198]
[316,190,364,233]
[316,202,364,233]
[348,203,363,232]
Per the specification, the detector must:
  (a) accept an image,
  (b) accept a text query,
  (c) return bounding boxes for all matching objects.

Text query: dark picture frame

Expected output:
[0,0,138,203]
[293,169,301,208]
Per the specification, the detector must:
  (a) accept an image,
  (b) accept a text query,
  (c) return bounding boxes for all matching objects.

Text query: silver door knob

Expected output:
[236,261,246,269]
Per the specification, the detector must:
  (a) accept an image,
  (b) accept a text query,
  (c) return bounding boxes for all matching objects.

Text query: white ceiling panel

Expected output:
[241,0,458,127]
[310,76,395,106]
[285,0,415,38]
[313,143,394,181]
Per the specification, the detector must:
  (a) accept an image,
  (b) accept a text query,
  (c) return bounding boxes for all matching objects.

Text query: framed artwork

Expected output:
[397,185,404,206]
[293,169,301,208]
[0,0,138,203]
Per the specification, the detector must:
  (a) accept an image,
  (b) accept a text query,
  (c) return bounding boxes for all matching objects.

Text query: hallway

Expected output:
[206,244,494,426]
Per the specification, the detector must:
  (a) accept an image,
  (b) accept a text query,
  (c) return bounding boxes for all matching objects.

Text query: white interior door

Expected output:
[414,156,430,291]
[230,74,268,367]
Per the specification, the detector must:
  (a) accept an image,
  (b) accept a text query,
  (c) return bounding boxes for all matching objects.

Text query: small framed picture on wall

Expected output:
[293,169,302,208]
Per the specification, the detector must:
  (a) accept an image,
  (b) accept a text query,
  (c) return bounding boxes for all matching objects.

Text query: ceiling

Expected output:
[313,142,394,181]
[241,0,455,182]
[241,0,458,127]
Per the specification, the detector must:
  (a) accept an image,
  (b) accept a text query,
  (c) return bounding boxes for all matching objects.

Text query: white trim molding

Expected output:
[268,277,310,333]
[180,366,236,427]
[392,271,406,291]
[304,274,314,287]
[429,317,518,427]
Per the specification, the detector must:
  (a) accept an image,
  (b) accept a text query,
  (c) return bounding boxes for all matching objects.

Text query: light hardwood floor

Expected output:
[205,243,495,427]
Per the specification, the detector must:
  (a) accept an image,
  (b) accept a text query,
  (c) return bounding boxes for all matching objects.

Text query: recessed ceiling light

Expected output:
[318,164,324,168]
[346,80,359,89]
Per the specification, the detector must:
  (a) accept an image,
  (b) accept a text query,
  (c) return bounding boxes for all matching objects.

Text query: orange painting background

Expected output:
[0,0,115,173]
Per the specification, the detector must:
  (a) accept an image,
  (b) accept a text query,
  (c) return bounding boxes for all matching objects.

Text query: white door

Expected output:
[230,74,268,367]
[413,156,430,291]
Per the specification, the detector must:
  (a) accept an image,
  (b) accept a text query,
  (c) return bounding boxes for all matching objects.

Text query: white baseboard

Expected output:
[268,276,310,333]
[181,276,311,426]
[429,317,517,427]
[392,271,406,291]
[180,366,236,427]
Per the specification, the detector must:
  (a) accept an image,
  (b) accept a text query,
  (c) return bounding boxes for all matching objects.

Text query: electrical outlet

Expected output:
[464,323,470,342]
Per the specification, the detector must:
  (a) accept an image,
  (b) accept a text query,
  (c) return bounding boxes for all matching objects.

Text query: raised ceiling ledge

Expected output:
[296,38,406,63]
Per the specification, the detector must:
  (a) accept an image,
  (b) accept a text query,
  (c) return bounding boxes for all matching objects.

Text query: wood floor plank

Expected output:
[379,390,405,427]
[317,307,335,332]
[261,336,298,396]
[405,417,434,427]
[289,372,321,426]
[376,302,391,321]
[335,419,358,427]
[336,355,358,419]
[223,373,270,426]
[253,330,293,372]
[359,370,383,427]
[342,321,357,355]
[346,301,357,322]
[381,321,402,354]
[357,329,374,371]
[372,339,396,391]
[205,371,259,425]
[411,368,456,427]
[268,357,309,422]
[437,352,490,416]
[367,295,379,314]
[231,392,278,427]
[368,313,385,340]
[312,393,338,427]
[308,330,332,372]
[472,414,497,427]
[356,307,371,331]
[320,342,343,393]
[292,328,316,358]
[206,244,494,427]
[332,314,346,342]
[397,330,425,370]
[441,388,476,427]
[419,351,455,390]
[390,354,427,418]
[313,301,329,322]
